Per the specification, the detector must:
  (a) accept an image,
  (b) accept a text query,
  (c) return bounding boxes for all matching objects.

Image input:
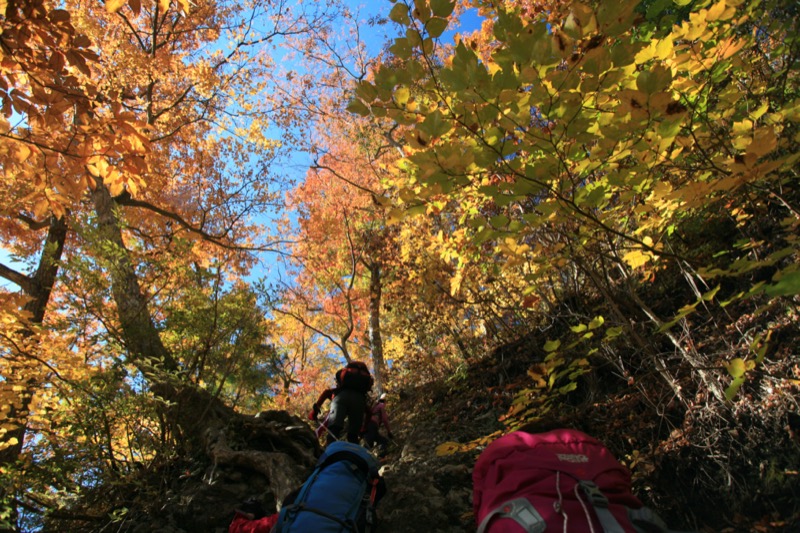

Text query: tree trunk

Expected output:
[85,183,318,520]
[0,216,68,532]
[90,182,236,446]
[367,261,387,394]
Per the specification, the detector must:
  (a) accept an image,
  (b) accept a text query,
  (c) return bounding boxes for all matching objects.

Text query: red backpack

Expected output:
[473,429,675,533]
[335,361,374,394]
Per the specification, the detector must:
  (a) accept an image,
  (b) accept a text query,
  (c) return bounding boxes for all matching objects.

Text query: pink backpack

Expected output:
[473,429,673,533]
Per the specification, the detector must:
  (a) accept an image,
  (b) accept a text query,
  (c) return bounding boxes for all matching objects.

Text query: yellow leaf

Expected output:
[108,180,124,197]
[395,87,410,106]
[706,0,725,22]
[435,441,462,456]
[105,0,127,13]
[654,38,673,60]
[544,339,561,352]
[176,0,191,14]
[15,144,31,163]
[623,250,651,269]
[159,0,170,13]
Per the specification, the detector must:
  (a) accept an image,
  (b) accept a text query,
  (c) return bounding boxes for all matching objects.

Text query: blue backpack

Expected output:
[273,441,384,532]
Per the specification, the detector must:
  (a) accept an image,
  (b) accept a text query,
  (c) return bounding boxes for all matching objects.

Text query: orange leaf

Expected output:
[15,144,31,163]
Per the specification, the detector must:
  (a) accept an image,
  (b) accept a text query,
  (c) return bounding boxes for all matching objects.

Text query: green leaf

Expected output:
[406,204,428,217]
[406,28,423,48]
[431,0,455,18]
[701,285,721,301]
[764,269,800,297]
[419,109,452,138]
[725,358,747,379]
[588,316,605,330]
[637,66,672,94]
[571,324,588,333]
[346,98,369,116]
[426,17,449,38]
[725,376,745,402]
[557,381,578,395]
[389,38,412,60]
[389,3,410,26]
[490,214,509,228]
[355,81,377,102]
[544,339,561,352]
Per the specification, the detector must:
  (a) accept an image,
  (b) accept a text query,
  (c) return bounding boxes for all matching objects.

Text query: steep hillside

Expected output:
[40,303,799,532]
[379,317,800,533]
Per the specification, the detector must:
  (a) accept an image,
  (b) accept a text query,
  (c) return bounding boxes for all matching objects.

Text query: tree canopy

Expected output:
[1,0,798,530]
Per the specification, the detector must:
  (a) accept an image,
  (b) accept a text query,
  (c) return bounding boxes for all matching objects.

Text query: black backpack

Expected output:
[335,361,374,393]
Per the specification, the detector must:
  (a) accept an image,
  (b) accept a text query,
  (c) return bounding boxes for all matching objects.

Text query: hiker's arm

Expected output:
[315,388,334,407]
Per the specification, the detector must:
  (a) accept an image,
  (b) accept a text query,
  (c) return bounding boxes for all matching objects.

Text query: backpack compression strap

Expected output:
[579,480,688,533]
[279,502,358,531]
[476,497,546,533]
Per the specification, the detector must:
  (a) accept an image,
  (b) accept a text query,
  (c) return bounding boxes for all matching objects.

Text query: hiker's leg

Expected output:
[338,389,366,444]
[376,433,389,457]
[363,421,379,448]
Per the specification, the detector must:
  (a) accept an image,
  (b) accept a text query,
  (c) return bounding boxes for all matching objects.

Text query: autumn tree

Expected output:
[353,0,799,402]
[1,0,351,528]
[279,125,392,392]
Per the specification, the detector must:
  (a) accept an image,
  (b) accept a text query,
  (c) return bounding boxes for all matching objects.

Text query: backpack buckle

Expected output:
[579,480,609,508]
[476,498,546,533]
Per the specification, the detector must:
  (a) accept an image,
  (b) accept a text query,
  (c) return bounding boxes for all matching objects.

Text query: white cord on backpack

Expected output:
[575,483,596,533]
[554,471,568,533]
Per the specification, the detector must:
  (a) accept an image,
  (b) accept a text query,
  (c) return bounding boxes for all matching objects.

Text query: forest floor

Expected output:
[374,340,800,533]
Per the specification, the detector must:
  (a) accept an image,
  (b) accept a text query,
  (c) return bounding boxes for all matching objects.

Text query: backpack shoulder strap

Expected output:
[476,497,546,533]
[580,481,693,533]
[579,480,627,533]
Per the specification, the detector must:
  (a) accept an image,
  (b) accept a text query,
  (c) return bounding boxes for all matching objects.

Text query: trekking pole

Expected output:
[325,426,340,442]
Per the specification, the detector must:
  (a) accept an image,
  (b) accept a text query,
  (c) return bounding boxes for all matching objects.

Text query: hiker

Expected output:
[363,392,393,457]
[323,361,373,444]
[473,426,683,533]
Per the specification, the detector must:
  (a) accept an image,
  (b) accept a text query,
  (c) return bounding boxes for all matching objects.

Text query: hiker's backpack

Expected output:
[335,361,374,394]
[473,429,675,533]
[273,441,384,532]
